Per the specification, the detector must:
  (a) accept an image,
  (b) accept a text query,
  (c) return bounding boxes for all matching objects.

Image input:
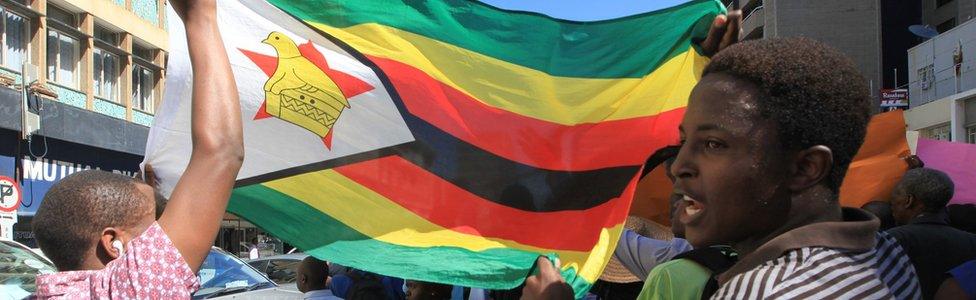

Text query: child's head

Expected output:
[32,170,157,271]
[672,37,871,248]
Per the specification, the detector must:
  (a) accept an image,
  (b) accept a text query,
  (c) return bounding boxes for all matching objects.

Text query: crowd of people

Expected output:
[20,1,974,299]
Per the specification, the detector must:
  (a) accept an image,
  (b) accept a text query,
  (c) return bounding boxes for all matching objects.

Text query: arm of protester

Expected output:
[698,10,742,57]
[522,257,575,300]
[158,0,245,272]
[613,230,693,281]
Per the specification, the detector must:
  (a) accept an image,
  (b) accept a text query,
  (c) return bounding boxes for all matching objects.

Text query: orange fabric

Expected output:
[630,164,674,226]
[839,111,911,208]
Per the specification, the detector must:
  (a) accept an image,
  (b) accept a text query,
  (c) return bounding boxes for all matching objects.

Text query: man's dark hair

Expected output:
[703,37,871,194]
[300,256,329,291]
[32,170,150,270]
[896,168,955,212]
[861,201,896,231]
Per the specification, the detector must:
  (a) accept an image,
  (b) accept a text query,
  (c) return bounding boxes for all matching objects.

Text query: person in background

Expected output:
[249,237,261,259]
[405,280,453,300]
[30,0,244,298]
[298,256,341,300]
[592,216,676,300]
[332,268,406,300]
[888,168,976,299]
[862,200,897,231]
[935,260,976,300]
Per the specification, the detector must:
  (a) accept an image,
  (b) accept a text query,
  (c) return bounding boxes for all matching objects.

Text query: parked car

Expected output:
[0,239,56,300]
[195,247,301,299]
[246,253,308,286]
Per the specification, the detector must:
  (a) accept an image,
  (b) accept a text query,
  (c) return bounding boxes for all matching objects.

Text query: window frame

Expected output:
[131,63,156,113]
[924,124,952,141]
[967,125,976,144]
[0,8,29,71]
[46,28,81,88]
[92,47,120,102]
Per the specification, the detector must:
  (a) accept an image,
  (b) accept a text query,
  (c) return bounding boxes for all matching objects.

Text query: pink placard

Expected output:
[916,138,976,204]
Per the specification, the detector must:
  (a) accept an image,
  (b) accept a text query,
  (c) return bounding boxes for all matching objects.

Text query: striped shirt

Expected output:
[713,208,921,300]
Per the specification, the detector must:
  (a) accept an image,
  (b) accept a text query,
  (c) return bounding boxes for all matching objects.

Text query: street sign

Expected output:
[0,176,20,213]
[0,176,20,240]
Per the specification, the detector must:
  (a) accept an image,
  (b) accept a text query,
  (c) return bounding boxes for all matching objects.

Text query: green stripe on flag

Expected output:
[229,184,595,297]
[268,0,724,78]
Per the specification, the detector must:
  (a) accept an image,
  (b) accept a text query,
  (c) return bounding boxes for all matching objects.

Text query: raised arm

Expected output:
[158,0,244,272]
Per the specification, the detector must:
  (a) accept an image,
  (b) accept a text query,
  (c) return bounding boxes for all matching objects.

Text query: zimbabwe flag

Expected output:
[145,0,724,296]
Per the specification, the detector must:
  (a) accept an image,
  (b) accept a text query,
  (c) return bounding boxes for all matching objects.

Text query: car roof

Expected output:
[246,253,309,262]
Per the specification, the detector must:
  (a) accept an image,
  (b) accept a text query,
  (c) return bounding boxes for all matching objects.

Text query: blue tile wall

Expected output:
[132,0,158,26]
[93,98,126,119]
[48,84,86,109]
[131,109,154,127]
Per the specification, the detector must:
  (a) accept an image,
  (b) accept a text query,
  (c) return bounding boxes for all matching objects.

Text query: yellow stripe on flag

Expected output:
[262,169,621,282]
[310,22,707,125]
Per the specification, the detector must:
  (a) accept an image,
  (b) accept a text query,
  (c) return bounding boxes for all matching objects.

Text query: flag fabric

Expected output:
[917,138,976,205]
[145,0,724,296]
[838,111,912,208]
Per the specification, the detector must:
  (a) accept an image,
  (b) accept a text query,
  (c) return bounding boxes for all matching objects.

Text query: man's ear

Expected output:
[98,227,123,261]
[788,145,833,191]
[905,194,917,209]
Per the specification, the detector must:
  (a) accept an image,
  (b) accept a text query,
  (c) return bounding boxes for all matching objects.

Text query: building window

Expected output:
[924,124,952,141]
[46,30,80,88]
[132,64,155,112]
[0,9,28,71]
[132,43,154,61]
[936,0,954,8]
[936,18,956,33]
[94,25,118,46]
[968,126,976,144]
[93,48,119,101]
[46,5,76,28]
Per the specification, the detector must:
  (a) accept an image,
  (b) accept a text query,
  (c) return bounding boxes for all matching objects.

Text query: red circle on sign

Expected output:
[0,176,21,213]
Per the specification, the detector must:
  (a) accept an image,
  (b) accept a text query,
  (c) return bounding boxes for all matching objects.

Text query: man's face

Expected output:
[668,193,685,238]
[889,187,915,225]
[671,73,793,248]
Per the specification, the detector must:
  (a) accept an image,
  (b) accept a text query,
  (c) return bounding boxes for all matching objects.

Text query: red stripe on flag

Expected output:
[334,155,638,252]
[367,55,685,172]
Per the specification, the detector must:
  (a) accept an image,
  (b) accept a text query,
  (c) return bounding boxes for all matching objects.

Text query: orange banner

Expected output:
[839,111,911,208]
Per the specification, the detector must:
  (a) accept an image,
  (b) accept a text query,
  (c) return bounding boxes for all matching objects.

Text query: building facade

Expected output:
[0,0,167,246]
[905,16,976,143]
[922,0,975,33]
[730,0,885,105]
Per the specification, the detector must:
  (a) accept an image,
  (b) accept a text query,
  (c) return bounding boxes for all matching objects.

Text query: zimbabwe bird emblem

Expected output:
[240,31,374,149]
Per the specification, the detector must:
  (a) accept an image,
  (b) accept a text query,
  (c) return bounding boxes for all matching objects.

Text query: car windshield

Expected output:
[0,240,56,298]
[193,248,275,299]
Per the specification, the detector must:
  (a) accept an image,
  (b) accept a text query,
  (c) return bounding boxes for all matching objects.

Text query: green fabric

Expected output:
[637,259,711,300]
[268,0,725,78]
[229,184,595,296]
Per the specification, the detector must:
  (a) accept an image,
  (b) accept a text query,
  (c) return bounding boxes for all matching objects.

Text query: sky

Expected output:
[478,0,692,21]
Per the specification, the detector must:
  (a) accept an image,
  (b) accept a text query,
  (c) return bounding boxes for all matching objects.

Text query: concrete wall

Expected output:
[923,0,976,29]
[905,97,952,130]
[54,0,167,50]
[907,17,976,106]
[767,0,883,104]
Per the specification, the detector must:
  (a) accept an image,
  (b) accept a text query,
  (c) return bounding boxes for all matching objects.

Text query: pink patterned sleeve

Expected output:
[100,222,201,298]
